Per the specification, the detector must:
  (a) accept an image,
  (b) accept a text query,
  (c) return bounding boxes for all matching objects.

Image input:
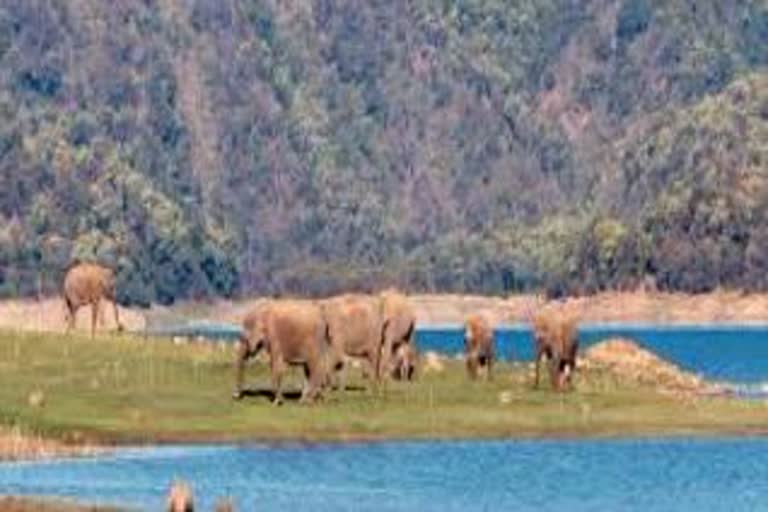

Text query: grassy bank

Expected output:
[1,329,767,445]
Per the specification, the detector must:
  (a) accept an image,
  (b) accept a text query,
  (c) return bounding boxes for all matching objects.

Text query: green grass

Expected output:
[1,329,768,444]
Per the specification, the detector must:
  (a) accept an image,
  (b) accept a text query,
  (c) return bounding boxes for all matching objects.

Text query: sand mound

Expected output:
[583,338,721,394]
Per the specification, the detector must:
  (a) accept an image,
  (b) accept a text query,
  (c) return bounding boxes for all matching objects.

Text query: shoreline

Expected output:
[9,427,768,458]
[4,290,768,334]
[0,497,121,512]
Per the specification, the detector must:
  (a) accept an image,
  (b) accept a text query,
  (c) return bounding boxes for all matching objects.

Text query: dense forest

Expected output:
[0,0,766,304]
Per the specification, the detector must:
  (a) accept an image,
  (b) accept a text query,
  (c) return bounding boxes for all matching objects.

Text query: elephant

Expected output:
[377,288,417,382]
[233,299,328,405]
[321,293,383,390]
[62,262,123,338]
[531,311,579,391]
[390,342,417,381]
[464,313,495,380]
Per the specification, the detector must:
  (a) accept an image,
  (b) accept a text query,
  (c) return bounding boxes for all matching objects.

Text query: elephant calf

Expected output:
[390,342,417,381]
[531,311,579,391]
[234,300,327,405]
[464,314,495,380]
[378,289,417,381]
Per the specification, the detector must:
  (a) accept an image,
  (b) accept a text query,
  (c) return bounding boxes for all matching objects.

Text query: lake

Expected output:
[2,438,767,511]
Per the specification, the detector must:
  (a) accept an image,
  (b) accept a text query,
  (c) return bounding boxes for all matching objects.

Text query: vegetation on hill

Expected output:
[0,0,766,303]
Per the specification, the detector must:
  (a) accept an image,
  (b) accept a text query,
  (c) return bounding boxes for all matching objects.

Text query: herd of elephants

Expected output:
[61,261,579,404]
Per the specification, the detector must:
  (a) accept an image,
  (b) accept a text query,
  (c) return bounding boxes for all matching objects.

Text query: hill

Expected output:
[0,0,766,303]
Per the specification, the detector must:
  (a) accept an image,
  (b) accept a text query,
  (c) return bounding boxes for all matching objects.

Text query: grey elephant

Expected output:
[234,299,328,405]
[62,262,123,338]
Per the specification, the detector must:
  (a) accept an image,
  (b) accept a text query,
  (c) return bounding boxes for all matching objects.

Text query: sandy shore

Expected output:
[0,298,145,333]
[0,497,121,512]
[142,290,768,328]
[2,291,767,333]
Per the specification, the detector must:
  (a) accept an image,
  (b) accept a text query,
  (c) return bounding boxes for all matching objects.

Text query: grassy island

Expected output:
[0,329,767,447]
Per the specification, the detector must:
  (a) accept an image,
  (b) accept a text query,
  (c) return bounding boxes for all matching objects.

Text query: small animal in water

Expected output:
[166,480,194,512]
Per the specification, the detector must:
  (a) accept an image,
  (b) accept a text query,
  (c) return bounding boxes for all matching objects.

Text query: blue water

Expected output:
[2,438,768,511]
[418,325,768,384]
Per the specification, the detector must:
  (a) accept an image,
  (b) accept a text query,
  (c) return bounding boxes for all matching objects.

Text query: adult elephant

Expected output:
[233,299,327,405]
[464,313,495,380]
[322,293,383,389]
[377,289,416,381]
[62,262,123,338]
[531,310,578,391]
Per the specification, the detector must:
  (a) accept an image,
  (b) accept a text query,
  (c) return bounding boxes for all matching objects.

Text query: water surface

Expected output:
[2,438,767,511]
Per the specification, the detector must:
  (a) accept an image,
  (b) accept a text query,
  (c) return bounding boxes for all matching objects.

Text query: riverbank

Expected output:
[3,290,768,335]
[1,329,767,451]
[152,290,768,327]
[0,497,120,511]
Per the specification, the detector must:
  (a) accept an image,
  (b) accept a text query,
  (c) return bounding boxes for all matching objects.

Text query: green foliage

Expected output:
[616,0,652,42]
[0,0,766,301]
[618,73,768,291]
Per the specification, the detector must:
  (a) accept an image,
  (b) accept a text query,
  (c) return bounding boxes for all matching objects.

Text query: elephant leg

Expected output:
[467,352,479,380]
[233,339,251,400]
[548,356,561,391]
[329,350,344,391]
[300,364,312,403]
[361,356,374,380]
[358,356,374,393]
[270,356,285,405]
[304,359,324,403]
[112,301,123,332]
[376,338,392,383]
[98,301,107,330]
[90,300,100,339]
[533,347,544,389]
[338,356,350,392]
[64,299,76,334]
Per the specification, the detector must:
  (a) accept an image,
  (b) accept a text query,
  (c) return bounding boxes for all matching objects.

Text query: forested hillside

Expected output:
[0,0,766,304]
